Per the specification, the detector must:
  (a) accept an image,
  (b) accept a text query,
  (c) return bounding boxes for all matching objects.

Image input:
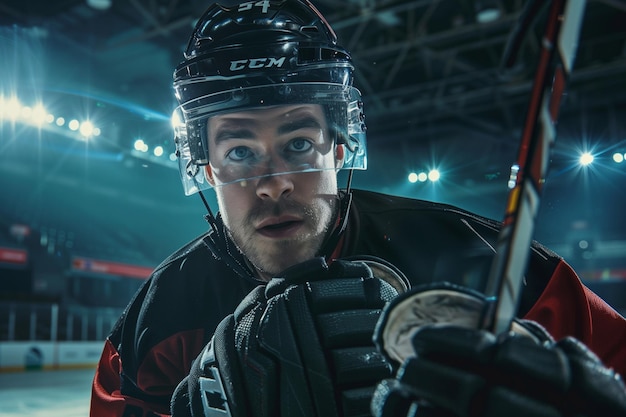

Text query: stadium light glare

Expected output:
[0,96,22,120]
[79,121,95,137]
[408,172,418,183]
[31,104,47,125]
[428,169,441,182]
[579,152,594,166]
[68,119,80,131]
[21,106,32,119]
[4,97,21,120]
[154,146,164,157]
[613,153,624,163]
[1,94,104,141]
[134,139,149,153]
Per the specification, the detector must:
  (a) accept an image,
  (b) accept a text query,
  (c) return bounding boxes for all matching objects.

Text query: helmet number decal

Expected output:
[238,1,270,14]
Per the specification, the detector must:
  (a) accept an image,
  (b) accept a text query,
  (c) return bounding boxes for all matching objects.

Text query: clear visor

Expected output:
[172,83,367,195]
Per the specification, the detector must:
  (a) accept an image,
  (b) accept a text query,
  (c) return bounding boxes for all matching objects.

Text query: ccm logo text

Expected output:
[230,57,286,71]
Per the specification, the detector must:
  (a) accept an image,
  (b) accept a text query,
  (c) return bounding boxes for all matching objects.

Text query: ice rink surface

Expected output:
[0,368,95,416]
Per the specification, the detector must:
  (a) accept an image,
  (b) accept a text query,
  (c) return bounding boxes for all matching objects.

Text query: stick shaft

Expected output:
[481,0,586,334]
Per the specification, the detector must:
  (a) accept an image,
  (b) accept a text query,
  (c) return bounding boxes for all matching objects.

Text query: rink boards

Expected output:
[0,341,102,373]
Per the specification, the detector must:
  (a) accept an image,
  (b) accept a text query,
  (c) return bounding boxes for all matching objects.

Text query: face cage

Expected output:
[172,83,367,195]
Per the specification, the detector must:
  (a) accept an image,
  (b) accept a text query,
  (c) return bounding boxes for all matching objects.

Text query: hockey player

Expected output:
[90,1,626,416]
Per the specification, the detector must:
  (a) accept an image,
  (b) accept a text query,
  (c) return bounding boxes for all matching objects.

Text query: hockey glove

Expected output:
[172,256,409,417]
[370,284,626,417]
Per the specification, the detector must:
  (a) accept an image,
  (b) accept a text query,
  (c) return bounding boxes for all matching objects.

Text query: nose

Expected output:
[255,172,294,201]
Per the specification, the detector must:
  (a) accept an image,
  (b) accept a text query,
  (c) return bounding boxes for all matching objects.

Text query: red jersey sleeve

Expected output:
[90,338,164,417]
[524,260,626,377]
[90,330,206,417]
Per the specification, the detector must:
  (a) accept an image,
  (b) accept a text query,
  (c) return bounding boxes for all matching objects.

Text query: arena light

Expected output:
[476,1,501,23]
[477,8,501,23]
[133,139,149,152]
[21,106,32,119]
[428,169,441,182]
[30,103,47,125]
[79,121,95,137]
[408,171,429,184]
[87,0,112,10]
[579,151,594,166]
[2,97,21,120]
[1,95,102,140]
[613,153,624,163]
[68,119,80,131]
[153,146,164,157]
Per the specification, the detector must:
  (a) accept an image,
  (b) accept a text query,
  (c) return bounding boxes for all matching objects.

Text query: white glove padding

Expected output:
[172,256,408,417]
[370,284,626,417]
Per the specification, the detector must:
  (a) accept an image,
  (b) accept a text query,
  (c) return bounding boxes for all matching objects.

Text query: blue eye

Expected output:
[226,146,253,161]
[287,139,313,153]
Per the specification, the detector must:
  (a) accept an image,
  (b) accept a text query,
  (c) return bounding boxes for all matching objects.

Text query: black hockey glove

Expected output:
[370,284,626,417]
[171,256,409,417]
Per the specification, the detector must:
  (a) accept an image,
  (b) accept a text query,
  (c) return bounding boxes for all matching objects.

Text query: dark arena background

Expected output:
[1,1,625,414]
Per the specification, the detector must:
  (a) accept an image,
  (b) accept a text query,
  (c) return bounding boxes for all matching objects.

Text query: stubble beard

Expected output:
[228,198,337,278]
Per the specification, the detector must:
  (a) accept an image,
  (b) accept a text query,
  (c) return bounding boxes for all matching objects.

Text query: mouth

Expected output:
[256,217,304,238]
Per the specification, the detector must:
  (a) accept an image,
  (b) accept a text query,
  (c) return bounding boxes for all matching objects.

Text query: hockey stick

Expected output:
[374,0,588,371]
[480,0,586,334]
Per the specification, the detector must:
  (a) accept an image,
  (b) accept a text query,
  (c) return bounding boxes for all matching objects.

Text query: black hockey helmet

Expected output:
[172,0,367,195]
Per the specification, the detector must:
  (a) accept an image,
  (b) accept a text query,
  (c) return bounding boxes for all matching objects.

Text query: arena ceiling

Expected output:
[1,0,625,272]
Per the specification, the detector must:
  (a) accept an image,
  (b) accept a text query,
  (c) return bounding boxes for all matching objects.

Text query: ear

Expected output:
[335,144,345,169]
[204,165,216,186]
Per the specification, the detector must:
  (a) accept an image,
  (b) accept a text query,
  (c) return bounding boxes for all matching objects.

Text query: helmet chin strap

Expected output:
[196,188,259,282]
[318,169,354,259]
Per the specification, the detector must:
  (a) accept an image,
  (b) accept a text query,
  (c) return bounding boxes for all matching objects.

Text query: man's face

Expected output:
[205,104,344,279]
